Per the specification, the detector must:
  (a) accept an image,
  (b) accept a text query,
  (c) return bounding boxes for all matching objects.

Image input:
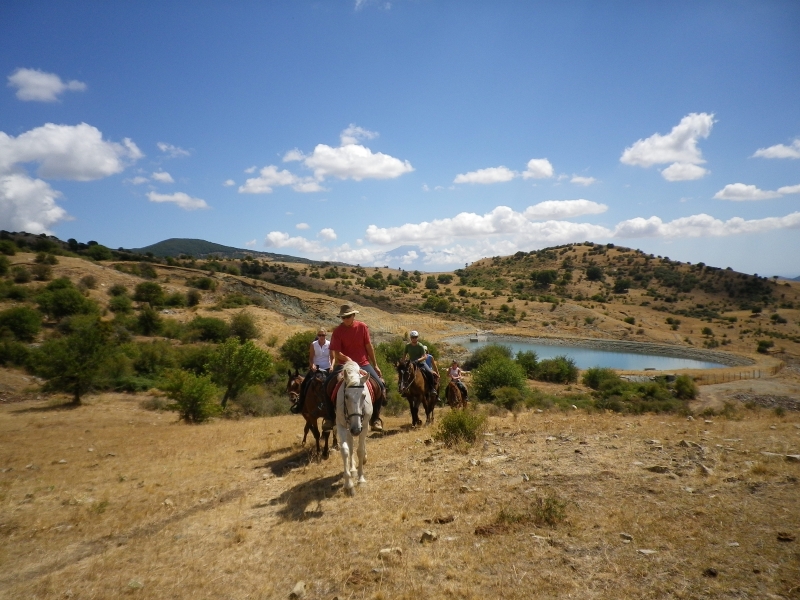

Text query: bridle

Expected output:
[397,361,418,394]
[342,384,366,421]
[287,375,303,403]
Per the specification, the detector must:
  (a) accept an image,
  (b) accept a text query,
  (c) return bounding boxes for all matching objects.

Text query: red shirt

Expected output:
[330,320,371,366]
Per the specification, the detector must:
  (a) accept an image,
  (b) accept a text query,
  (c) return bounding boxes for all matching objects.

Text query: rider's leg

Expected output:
[419,362,439,398]
[359,363,385,429]
[322,366,342,432]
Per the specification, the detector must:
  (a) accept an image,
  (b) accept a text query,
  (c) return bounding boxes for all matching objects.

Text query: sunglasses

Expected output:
[317,333,326,336]
[341,314,355,319]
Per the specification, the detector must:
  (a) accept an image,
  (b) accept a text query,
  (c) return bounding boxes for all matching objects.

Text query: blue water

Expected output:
[462,338,726,371]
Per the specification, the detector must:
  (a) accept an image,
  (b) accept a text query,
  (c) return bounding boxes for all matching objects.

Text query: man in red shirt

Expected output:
[323,304,386,432]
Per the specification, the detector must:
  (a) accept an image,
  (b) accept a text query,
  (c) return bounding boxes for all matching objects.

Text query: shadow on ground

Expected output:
[254,473,342,521]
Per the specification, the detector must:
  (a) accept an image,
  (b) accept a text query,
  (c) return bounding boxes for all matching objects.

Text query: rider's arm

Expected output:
[365,340,382,375]
[308,343,316,370]
[334,349,350,365]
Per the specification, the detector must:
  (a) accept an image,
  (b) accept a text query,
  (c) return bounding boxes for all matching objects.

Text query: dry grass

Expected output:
[1,387,798,599]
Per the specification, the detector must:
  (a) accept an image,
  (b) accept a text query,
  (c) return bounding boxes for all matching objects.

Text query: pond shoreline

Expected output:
[443,334,755,368]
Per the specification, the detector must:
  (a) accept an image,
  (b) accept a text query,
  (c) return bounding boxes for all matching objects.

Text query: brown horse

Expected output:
[445,380,468,409]
[286,369,336,458]
[396,359,436,427]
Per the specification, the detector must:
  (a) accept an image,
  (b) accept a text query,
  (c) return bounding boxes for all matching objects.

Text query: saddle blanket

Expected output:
[330,378,378,404]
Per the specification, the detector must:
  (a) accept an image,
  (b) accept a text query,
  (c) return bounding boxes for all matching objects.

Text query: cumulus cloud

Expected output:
[620,113,714,181]
[753,139,800,159]
[454,166,516,185]
[340,124,378,145]
[7,68,86,102]
[304,142,413,181]
[282,148,304,162]
[522,158,554,179]
[523,199,608,220]
[778,184,800,195]
[399,250,418,264]
[318,227,337,241]
[151,170,174,183]
[614,212,800,239]
[570,175,597,186]
[713,183,782,201]
[157,142,190,157]
[147,191,208,210]
[127,176,149,185]
[264,231,325,253]
[238,165,323,194]
[245,239,257,248]
[0,174,68,233]
[223,179,235,186]
[295,222,310,230]
[0,123,142,181]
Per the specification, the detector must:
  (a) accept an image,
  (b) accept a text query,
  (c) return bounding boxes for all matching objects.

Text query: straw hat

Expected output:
[337,304,359,317]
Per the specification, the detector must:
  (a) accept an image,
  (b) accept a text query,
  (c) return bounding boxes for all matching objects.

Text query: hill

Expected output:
[132,237,323,264]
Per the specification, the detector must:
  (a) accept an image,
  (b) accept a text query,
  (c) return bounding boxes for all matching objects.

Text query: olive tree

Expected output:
[206,338,273,408]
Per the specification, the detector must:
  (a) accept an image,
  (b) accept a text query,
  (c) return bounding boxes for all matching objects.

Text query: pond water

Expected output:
[459,337,727,371]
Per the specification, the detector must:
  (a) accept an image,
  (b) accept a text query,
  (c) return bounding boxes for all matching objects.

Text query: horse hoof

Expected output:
[345,486,355,497]
[358,476,367,485]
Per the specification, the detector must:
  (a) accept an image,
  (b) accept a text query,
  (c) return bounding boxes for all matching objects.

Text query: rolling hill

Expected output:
[131,238,322,264]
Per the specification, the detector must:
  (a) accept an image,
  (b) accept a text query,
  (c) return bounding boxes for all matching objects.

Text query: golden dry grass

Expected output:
[1,388,798,599]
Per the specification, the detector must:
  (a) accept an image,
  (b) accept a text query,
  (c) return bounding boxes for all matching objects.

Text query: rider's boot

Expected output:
[370,398,384,432]
[290,400,302,414]
[322,397,336,432]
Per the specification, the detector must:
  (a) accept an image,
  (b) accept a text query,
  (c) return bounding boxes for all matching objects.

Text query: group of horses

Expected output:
[285,358,468,494]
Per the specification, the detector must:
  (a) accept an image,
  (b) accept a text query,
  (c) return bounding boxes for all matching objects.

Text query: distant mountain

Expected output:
[132,238,323,265]
[794,275,800,282]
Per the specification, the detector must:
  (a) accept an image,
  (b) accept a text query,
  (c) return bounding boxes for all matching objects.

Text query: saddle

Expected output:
[329,376,379,405]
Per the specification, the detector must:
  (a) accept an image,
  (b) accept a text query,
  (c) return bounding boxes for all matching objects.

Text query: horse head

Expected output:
[341,361,370,436]
[286,369,302,403]
[396,359,416,395]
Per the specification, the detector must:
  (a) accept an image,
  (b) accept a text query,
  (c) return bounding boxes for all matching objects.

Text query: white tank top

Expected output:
[312,339,331,369]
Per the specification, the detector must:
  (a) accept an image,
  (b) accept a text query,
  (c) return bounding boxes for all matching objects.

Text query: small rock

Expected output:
[57,459,67,464]
[703,567,718,578]
[87,448,94,452]
[289,580,306,599]
[638,549,657,555]
[769,425,777,430]
[424,438,433,445]
[645,439,661,445]
[684,487,695,494]
[620,533,633,541]
[468,459,478,466]
[786,455,800,463]
[420,530,438,543]
[521,473,530,482]
[727,542,739,547]
[761,451,783,458]
[704,420,713,424]
[163,498,174,507]
[777,532,795,542]
[535,409,544,413]
[127,580,144,590]
[645,465,670,473]
[571,405,578,410]
[378,547,403,562]
[545,436,557,442]
[698,464,714,476]
[459,485,471,493]
[687,416,694,421]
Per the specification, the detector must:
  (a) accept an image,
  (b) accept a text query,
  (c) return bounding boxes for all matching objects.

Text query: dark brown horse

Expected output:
[396,359,436,427]
[445,381,468,409]
[286,369,336,458]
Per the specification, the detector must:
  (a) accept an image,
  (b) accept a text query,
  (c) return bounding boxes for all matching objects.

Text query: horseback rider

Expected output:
[292,327,333,414]
[403,331,440,401]
[448,360,468,401]
[322,305,386,432]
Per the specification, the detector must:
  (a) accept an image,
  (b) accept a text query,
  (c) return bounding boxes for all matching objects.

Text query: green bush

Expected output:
[756,340,774,354]
[80,275,98,289]
[463,343,513,371]
[0,340,30,367]
[674,375,698,399]
[12,266,31,283]
[159,369,220,423]
[186,276,217,291]
[376,338,405,364]
[132,340,178,376]
[279,330,316,370]
[36,287,97,320]
[186,316,229,342]
[164,292,187,307]
[136,305,163,336]
[108,284,128,296]
[108,294,133,313]
[535,355,578,384]
[472,357,526,401]
[492,386,526,411]
[206,338,274,407]
[0,240,17,256]
[581,367,620,390]
[85,244,113,261]
[229,311,259,342]
[186,289,202,306]
[585,266,603,281]
[433,408,487,447]
[0,256,9,277]
[133,282,165,307]
[515,350,538,378]
[176,344,217,375]
[0,306,42,341]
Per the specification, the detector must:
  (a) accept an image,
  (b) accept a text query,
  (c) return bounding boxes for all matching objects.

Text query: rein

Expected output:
[342,384,366,421]
[398,362,417,394]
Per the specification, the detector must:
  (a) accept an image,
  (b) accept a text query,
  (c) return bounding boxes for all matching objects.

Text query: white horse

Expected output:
[336,361,374,496]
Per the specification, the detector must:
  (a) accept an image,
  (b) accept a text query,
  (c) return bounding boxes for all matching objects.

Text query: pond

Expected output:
[450,335,731,371]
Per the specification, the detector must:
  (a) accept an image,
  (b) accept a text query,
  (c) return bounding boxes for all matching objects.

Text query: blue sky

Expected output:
[1,1,799,275]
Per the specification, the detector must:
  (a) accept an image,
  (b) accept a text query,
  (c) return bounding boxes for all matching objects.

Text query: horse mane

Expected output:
[342,360,362,386]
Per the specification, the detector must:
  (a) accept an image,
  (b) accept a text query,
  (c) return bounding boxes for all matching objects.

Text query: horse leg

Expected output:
[310,420,321,457]
[302,423,310,445]
[338,426,355,496]
[356,431,367,485]
[322,430,330,460]
[409,398,420,427]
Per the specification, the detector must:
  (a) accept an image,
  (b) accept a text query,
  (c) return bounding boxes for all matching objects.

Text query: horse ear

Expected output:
[287,369,292,378]
[359,371,368,385]
[294,369,299,377]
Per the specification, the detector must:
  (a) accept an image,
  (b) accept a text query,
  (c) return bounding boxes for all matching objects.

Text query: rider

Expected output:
[293,327,332,414]
[403,331,440,401]
[322,305,385,432]
[448,360,468,401]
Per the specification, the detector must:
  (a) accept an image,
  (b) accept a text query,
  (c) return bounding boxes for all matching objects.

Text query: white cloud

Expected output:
[127,176,149,185]
[151,170,174,183]
[296,222,310,230]
[713,183,782,201]
[0,123,142,181]
[753,139,800,159]
[147,191,208,210]
[7,68,86,102]
[399,250,418,264]
[282,148,305,162]
[223,179,235,186]
[422,184,430,192]
[238,165,298,194]
[523,199,608,220]
[264,231,325,253]
[340,124,378,145]
[365,205,611,246]
[156,142,190,157]
[245,239,257,248]
[614,212,800,239]
[304,142,413,181]
[454,166,516,185]
[620,113,714,181]
[244,166,257,174]
[292,180,326,193]
[570,175,597,186]
[522,158,554,179]
[777,184,800,195]
[0,173,68,233]
[660,162,708,181]
[318,227,337,241]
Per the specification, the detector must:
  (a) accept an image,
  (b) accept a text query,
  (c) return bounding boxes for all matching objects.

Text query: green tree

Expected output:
[535,355,579,383]
[37,286,97,320]
[472,357,526,401]
[159,369,219,423]
[0,306,42,341]
[207,339,273,408]
[614,279,632,294]
[279,330,316,370]
[515,350,538,378]
[136,305,163,336]
[134,282,165,307]
[187,316,229,342]
[29,317,113,405]
[586,266,603,281]
[425,276,439,290]
[229,311,259,342]
[85,244,113,261]
[463,343,513,371]
[674,375,698,399]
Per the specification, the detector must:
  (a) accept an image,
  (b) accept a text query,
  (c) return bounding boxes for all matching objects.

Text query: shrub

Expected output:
[463,343,513,371]
[186,289,202,307]
[0,240,17,256]
[229,311,259,342]
[424,276,439,290]
[376,338,405,364]
[159,369,220,423]
[472,357,526,401]
[136,305,163,336]
[279,330,316,370]
[515,350,538,379]
[206,339,274,408]
[108,294,133,313]
[85,244,113,261]
[674,375,698,399]
[177,344,217,375]
[0,256,8,277]
[12,266,31,284]
[37,287,97,320]
[581,367,620,390]
[756,340,774,354]
[30,263,53,281]
[492,386,526,411]
[133,282,165,307]
[0,306,42,341]
[186,317,229,342]
[433,408,487,447]
[623,316,635,325]
[585,266,603,281]
[186,276,217,291]
[108,284,128,296]
[535,355,578,384]
[0,340,31,367]
[80,275,98,289]
[614,279,632,294]
[164,292,187,307]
